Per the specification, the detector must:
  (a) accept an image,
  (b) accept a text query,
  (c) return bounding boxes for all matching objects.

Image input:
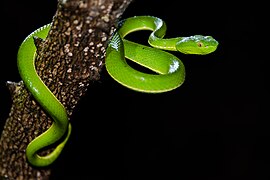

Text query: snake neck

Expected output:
[117,16,183,52]
[148,36,183,51]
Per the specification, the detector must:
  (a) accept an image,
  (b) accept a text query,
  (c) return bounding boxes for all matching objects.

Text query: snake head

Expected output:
[175,35,218,55]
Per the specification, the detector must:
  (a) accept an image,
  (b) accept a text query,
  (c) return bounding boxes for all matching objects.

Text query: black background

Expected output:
[0,0,268,179]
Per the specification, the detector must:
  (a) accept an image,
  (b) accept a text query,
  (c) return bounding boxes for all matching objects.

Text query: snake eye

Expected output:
[197,42,203,47]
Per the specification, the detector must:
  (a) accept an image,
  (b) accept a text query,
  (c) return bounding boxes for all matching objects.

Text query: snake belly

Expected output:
[17,24,71,167]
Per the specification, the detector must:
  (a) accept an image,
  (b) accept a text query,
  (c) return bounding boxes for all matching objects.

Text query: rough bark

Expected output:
[0,0,132,179]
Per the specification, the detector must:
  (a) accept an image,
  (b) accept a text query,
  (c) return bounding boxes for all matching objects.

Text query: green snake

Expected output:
[17,16,218,167]
[106,16,218,93]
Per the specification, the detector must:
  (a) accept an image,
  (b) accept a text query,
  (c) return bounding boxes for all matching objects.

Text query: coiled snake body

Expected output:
[17,16,218,167]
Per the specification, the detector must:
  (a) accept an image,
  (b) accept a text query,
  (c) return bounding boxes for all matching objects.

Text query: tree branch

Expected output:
[0,0,132,179]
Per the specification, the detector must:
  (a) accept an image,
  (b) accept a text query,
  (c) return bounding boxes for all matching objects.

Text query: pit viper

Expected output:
[17,15,218,167]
